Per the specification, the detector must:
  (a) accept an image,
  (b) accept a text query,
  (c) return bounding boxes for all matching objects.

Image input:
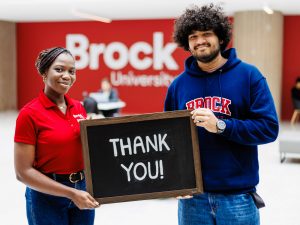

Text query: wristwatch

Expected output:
[216,119,226,134]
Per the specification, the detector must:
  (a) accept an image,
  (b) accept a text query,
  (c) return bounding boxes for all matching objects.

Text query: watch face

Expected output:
[217,120,226,130]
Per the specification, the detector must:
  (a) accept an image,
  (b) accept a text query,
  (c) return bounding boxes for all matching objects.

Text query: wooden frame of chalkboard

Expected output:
[80,110,203,204]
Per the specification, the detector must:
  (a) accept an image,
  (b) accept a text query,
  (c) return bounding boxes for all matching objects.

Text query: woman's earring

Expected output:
[43,76,47,82]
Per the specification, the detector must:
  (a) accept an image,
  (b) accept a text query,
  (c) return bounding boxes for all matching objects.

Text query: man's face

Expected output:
[188,30,222,63]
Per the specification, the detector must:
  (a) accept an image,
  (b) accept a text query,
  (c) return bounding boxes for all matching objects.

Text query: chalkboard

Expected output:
[80,110,203,204]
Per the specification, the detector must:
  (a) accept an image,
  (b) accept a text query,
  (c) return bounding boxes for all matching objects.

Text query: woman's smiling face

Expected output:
[43,53,76,95]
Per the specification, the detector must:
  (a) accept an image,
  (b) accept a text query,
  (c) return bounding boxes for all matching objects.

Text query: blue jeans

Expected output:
[25,179,95,225]
[178,193,259,225]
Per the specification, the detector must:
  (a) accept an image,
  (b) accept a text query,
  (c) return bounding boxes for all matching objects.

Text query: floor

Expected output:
[1,111,300,225]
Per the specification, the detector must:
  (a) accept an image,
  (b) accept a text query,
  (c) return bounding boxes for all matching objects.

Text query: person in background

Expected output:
[14,47,99,225]
[164,4,279,225]
[291,77,300,103]
[291,77,300,123]
[83,77,119,117]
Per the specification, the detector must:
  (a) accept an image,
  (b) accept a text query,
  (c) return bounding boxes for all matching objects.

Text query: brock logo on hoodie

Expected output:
[186,96,232,116]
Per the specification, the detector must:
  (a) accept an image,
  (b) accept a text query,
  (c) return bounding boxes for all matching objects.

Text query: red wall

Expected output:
[17,20,189,114]
[17,17,296,119]
[282,16,300,121]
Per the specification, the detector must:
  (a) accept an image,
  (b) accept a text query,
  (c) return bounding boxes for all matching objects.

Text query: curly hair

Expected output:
[35,47,73,75]
[173,4,232,52]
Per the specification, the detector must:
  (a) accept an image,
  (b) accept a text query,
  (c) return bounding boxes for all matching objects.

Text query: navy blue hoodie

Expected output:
[164,48,279,193]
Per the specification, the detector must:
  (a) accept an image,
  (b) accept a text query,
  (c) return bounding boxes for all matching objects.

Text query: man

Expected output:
[164,4,279,225]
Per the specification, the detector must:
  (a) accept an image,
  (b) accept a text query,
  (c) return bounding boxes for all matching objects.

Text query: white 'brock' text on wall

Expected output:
[66,32,179,71]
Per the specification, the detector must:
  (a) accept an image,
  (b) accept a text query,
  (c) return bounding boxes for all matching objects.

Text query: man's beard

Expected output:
[192,45,221,63]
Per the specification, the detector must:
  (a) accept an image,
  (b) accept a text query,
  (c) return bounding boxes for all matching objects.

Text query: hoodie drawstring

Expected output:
[218,69,223,111]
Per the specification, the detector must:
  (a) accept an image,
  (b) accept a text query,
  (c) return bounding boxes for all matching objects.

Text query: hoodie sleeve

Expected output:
[221,77,279,145]
[164,84,175,111]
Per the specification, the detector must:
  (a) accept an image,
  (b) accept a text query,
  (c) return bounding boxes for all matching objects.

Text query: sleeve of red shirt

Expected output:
[14,108,37,145]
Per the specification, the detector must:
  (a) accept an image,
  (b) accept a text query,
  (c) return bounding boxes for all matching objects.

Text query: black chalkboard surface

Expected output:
[80,110,203,204]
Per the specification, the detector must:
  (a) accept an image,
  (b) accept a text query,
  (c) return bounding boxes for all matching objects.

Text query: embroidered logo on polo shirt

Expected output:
[73,114,85,122]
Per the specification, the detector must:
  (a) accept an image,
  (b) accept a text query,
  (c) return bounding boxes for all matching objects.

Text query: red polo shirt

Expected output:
[14,91,87,174]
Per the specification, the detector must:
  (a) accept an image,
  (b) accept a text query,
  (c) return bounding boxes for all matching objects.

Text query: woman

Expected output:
[83,77,119,117]
[14,47,99,225]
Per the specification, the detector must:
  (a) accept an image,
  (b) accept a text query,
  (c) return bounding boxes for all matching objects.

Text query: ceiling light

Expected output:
[71,9,112,23]
[263,5,274,14]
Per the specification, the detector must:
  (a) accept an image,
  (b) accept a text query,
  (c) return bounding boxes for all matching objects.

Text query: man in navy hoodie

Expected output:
[164,4,279,225]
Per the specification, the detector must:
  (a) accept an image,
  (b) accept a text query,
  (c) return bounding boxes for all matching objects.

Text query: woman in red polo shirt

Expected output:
[14,47,99,225]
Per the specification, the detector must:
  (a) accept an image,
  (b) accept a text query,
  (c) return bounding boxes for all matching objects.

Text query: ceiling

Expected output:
[0,0,300,22]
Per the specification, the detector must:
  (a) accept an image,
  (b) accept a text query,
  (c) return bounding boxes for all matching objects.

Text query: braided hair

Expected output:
[35,47,73,75]
[173,3,232,52]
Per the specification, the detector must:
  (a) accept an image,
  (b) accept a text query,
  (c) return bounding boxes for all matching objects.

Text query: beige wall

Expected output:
[0,21,16,110]
[233,11,283,117]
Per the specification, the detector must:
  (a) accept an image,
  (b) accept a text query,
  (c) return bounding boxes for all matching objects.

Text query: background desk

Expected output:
[97,101,126,111]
